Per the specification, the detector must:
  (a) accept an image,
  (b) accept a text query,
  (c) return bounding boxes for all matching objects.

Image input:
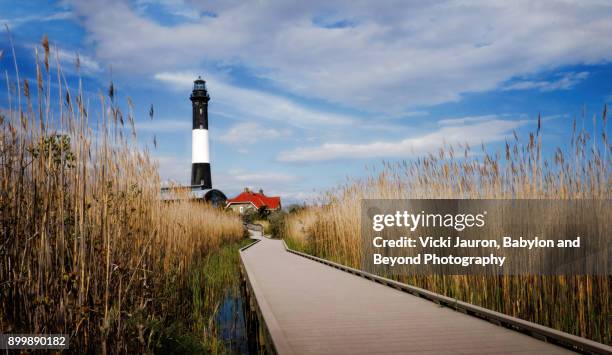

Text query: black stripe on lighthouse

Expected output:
[190,77,212,188]
[191,162,211,188]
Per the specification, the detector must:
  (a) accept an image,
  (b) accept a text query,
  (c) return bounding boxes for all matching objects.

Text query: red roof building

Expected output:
[226,188,281,214]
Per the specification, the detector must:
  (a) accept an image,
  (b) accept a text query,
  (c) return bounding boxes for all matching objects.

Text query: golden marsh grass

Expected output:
[0,34,244,352]
[284,112,610,344]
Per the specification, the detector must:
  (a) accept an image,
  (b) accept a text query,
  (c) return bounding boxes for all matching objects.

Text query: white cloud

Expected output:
[503,72,590,91]
[219,122,285,145]
[212,168,300,197]
[226,169,298,184]
[154,71,358,127]
[156,154,189,184]
[27,44,102,76]
[277,117,528,162]
[437,114,506,126]
[55,47,102,74]
[266,189,321,205]
[1,11,72,29]
[398,111,429,118]
[135,119,190,132]
[67,0,612,112]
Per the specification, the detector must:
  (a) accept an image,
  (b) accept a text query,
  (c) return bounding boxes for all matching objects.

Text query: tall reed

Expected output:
[0,35,244,352]
[284,112,610,344]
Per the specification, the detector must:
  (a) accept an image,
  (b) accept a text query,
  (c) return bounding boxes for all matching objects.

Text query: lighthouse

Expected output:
[160,76,226,206]
[190,76,212,188]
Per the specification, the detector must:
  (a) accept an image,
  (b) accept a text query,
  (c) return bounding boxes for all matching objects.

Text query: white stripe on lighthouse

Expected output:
[192,129,210,163]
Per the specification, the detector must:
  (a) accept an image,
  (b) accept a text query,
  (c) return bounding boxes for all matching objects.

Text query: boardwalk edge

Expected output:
[281,239,612,355]
[240,238,294,355]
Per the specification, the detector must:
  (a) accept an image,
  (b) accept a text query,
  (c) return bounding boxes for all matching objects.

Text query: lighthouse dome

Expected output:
[194,76,206,91]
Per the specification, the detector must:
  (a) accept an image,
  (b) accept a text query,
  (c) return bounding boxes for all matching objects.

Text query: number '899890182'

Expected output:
[0,334,69,349]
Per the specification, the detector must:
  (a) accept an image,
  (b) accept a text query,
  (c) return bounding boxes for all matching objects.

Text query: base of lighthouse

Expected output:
[191,162,212,188]
[160,185,227,207]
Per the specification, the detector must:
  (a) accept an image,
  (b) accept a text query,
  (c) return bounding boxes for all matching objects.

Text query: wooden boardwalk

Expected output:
[239,234,593,354]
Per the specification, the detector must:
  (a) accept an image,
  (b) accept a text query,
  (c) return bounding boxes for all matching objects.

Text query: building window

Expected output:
[239,206,244,213]
[200,108,203,115]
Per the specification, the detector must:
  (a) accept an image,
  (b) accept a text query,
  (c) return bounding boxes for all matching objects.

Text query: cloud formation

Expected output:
[219,122,285,145]
[68,0,612,112]
[278,117,529,162]
[1,11,72,29]
[503,71,590,92]
[135,119,190,132]
[225,169,298,184]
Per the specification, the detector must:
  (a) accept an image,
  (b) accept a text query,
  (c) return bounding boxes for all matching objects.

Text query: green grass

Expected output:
[284,234,312,255]
[153,239,252,354]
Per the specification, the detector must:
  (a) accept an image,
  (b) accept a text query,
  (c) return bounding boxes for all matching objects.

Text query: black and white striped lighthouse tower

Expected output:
[190,76,212,188]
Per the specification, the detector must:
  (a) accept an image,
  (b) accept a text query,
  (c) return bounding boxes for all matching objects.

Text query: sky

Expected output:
[1,0,611,204]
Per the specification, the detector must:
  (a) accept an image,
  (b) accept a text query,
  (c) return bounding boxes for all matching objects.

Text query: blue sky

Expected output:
[1,0,611,203]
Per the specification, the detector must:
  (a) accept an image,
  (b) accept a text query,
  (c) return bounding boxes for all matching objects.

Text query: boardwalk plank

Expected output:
[241,237,574,354]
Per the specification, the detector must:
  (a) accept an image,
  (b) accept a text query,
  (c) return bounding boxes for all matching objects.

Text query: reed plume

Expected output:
[0,35,244,353]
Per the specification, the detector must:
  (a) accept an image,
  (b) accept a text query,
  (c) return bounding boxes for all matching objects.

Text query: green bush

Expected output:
[268,210,287,238]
